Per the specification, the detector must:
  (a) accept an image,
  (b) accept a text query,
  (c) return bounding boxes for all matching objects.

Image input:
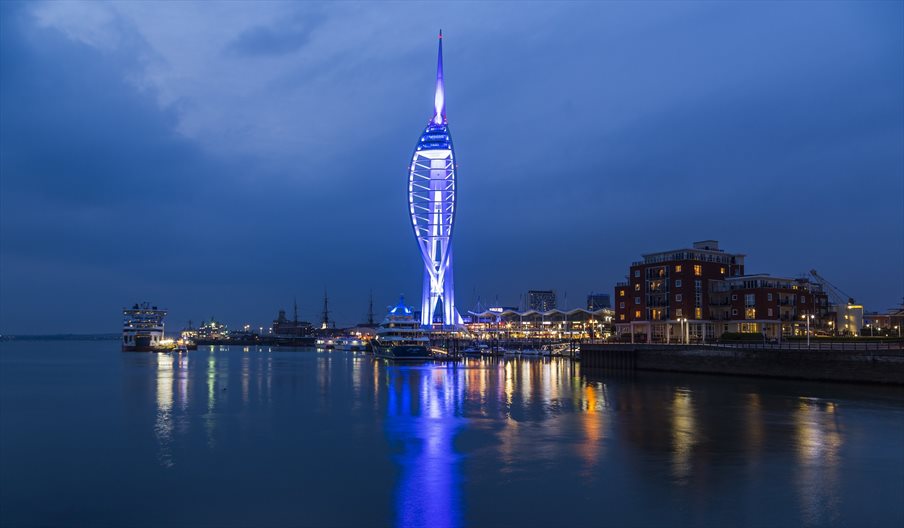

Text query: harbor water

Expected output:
[1,341,902,527]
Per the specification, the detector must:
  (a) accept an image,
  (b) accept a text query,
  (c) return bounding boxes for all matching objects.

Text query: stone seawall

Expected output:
[580,344,904,384]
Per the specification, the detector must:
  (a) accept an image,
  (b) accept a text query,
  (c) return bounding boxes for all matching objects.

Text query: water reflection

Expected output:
[379,363,465,528]
[110,348,902,527]
[155,353,174,468]
[794,397,842,526]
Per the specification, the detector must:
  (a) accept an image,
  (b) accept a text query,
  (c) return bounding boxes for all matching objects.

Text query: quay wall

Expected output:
[580,344,904,385]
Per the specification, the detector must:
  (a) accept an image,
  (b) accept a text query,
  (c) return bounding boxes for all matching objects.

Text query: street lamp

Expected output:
[802,314,814,348]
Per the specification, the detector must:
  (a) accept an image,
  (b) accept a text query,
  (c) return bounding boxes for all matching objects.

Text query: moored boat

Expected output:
[371,297,432,361]
[122,303,174,352]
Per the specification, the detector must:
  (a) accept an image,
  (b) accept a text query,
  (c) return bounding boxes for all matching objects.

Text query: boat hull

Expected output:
[372,343,432,360]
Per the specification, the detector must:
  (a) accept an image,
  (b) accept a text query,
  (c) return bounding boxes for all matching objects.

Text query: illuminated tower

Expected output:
[408,30,461,326]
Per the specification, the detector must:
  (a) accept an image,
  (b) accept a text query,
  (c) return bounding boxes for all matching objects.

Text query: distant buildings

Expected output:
[272,307,313,338]
[614,240,832,342]
[528,290,557,311]
[587,293,611,310]
[197,318,229,341]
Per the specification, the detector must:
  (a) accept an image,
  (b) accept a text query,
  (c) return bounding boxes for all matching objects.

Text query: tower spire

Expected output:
[433,29,445,125]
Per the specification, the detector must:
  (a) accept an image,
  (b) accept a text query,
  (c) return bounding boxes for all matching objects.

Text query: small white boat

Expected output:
[519,348,542,356]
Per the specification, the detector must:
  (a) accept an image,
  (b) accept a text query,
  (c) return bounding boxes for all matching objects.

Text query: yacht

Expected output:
[334,336,369,352]
[371,297,432,360]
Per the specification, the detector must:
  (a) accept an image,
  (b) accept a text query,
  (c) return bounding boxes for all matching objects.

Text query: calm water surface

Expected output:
[1,341,902,527]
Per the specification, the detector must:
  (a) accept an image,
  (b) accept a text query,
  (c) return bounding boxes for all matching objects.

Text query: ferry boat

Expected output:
[371,297,432,360]
[122,302,173,352]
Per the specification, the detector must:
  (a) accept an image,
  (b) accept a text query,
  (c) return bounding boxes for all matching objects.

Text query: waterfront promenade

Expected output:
[581,342,904,384]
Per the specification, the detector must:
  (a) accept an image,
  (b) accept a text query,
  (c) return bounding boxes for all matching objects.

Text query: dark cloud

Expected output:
[225,12,324,57]
[0,1,902,333]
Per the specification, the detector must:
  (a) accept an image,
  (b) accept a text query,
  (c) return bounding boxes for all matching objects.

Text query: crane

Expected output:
[809,269,855,305]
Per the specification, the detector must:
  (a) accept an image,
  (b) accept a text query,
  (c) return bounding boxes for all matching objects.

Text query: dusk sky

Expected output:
[1,1,902,333]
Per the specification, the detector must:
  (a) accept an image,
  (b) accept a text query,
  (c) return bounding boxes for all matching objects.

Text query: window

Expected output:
[745,294,755,306]
[732,308,738,316]
[720,266,726,274]
[676,294,683,302]
[619,290,625,297]
[675,265,682,273]
[745,307,756,320]
[695,307,702,319]
[634,270,640,278]
[676,308,683,317]
[694,265,702,276]
[675,280,682,288]
[731,294,737,301]
[634,283,640,291]
[767,308,773,317]
[635,310,641,319]
[619,302,625,309]
[801,295,806,303]
[634,297,641,304]
[619,314,625,321]
[767,293,773,301]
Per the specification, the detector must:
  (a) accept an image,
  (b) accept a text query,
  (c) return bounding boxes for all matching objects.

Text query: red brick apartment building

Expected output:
[614,240,831,342]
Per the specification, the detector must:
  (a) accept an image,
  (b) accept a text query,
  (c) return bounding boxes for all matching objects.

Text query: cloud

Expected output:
[225,12,325,57]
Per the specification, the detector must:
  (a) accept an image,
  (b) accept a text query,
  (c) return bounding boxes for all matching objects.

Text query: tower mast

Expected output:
[321,290,330,330]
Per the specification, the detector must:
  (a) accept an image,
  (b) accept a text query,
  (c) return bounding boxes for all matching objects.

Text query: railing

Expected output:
[581,340,904,351]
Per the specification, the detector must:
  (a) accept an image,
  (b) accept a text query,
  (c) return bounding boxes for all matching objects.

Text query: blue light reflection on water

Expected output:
[382,363,464,528]
[1,342,903,527]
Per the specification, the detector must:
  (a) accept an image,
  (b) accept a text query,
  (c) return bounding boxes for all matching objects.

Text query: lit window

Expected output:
[676,308,683,317]
[695,307,702,319]
[676,294,682,302]
[745,308,756,320]
[634,283,640,291]
[675,265,682,273]
[694,265,702,276]
[635,310,641,319]
[619,314,625,321]
[720,267,726,275]
[619,290,625,297]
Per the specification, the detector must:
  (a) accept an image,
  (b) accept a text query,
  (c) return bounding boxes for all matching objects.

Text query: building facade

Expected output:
[528,290,557,311]
[614,240,831,342]
[587,292,611,310]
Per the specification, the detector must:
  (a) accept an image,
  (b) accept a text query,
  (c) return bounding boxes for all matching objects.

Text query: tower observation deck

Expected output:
[408,30,462,326]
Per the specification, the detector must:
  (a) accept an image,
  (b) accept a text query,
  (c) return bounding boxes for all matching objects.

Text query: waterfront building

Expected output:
[587,292,611,310]
[408,31,461,326]
[863,305,904,336]
[613,240,831,342]
[197,318,229,341]
[528,290,557,311]
[709,275,831,340]
[468,307,614,341]
[271,304,313,338]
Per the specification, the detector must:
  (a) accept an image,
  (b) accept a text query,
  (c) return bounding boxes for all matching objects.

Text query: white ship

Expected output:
[122,302,173,352]
[371,297,432,360]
